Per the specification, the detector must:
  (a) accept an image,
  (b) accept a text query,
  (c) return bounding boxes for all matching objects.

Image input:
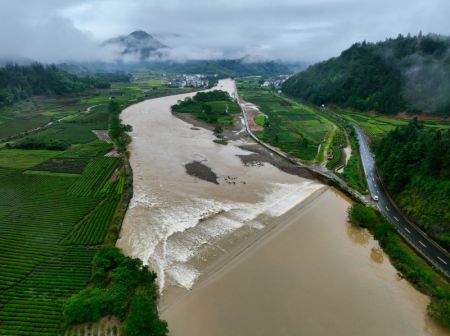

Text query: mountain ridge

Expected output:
[102,30,167,61]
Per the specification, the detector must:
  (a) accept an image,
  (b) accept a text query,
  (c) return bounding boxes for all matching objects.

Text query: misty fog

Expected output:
[1,0,450,63]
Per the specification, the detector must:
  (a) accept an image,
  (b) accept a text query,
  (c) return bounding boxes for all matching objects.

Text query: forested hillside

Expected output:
[283,34,450,115]
[375,119,450,248]
[0,64,129,107]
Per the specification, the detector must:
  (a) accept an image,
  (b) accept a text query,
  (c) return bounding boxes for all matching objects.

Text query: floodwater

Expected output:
[118,79,448,336]
[161,190,447,336]
[118,79,324,290]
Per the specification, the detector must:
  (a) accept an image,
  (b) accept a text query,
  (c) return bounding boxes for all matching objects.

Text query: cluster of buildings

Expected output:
[261,75,291,88]
[168,74,209,88]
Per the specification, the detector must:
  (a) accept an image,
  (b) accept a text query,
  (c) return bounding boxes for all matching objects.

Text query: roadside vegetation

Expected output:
[171,90,240,126]
[0,71,175,335]
[335,126,367,193]
[375,119,450,248]
[348,203,450,328]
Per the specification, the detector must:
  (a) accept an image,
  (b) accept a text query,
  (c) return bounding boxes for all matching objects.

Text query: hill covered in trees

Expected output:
[0,64,129,108]
[375,119,450,248]
[283,34,450,115]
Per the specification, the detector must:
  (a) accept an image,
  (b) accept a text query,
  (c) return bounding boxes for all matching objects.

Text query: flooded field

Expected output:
[118,79,448,336]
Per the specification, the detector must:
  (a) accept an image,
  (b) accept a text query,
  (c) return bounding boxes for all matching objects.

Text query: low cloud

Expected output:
[0,0,449,64]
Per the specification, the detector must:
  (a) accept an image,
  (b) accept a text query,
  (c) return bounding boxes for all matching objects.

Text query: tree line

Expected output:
[0,63,130,107]
[375,119,450,247]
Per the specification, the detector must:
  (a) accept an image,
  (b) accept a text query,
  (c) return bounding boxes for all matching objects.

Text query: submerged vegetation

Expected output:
[348,203,450,328]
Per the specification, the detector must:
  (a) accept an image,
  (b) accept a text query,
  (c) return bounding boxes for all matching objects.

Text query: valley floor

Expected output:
[117,79,448,335]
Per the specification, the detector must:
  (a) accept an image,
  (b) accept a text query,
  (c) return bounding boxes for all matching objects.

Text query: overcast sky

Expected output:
[1,0,449,63]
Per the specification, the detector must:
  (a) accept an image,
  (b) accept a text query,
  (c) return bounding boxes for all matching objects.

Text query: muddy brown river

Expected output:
[118,79,448,336]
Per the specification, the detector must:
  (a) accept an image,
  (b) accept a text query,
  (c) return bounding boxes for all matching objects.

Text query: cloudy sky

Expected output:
[1,0,449,63]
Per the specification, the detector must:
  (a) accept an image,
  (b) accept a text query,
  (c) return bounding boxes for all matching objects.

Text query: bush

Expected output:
[108,100,131,153]
[63,247,165,333]
[347,203,377,229]
[124,292,168,336]
[428,297,450,328]
[7,138,69,151]
[214,125,223,134]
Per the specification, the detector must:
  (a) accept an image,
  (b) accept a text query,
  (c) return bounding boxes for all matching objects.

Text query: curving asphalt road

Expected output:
[237,86,449,277]
[354,125,450,277]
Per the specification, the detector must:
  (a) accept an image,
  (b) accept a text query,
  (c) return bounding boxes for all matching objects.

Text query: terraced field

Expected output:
[0,149,126,333]
[0,71,193,334]
[0,78,157,334]
[237,80,334,162]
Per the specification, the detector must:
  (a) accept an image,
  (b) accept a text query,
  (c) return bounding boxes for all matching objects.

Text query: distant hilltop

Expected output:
[102,30,167,61]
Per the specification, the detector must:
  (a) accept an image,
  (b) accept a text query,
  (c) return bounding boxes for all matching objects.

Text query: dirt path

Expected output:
[92,130,113,144]
[240,101,265,132]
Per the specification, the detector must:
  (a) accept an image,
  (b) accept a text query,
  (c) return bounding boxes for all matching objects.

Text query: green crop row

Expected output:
[65,196,120,245]
[68,157,120,196]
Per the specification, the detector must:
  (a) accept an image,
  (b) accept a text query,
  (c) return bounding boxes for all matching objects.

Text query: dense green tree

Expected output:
[348,203,378,229]
[124,293,168,336]
[108,100,131,152]
[63,247,166,335]
[0,63,130,108]
[194,90,231,102]
[375,119,450,246]
[283,34,450,115]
